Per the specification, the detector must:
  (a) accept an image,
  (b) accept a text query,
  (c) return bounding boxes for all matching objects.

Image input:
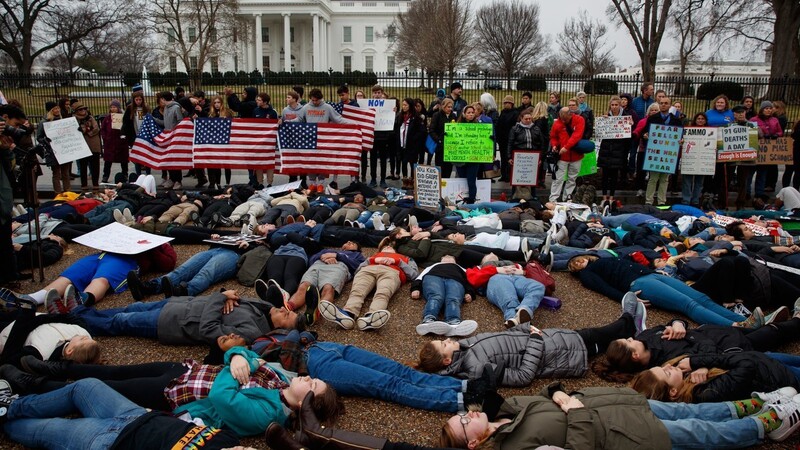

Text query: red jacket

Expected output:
[465,263,522,288]
[367,252,412,283]
[549,114,585,162]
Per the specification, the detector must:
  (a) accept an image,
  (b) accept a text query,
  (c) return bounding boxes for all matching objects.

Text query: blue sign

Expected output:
[644,124,682,174]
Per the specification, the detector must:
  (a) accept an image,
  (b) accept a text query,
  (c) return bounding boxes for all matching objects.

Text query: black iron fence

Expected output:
[3,70,800,124]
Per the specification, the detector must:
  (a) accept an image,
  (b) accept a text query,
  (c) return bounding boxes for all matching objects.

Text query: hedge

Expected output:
[583,78,619,95]
[516,75,547,92]
[696,81,744,102]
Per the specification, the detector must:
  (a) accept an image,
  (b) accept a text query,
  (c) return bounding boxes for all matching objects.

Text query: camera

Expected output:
[2,124,28,142]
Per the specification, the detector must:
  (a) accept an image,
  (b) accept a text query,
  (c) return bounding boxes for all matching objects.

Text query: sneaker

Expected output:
[254,279,269,301]
[753,387,799,414]
[0,289,36,309]
[240,222,254,235]
[44,289,65,315]
[504,317,519,329]
[318,300,355,330]
[379,180,388,189]
[633,301,648,334]
[408,215,418,228]
[238,214,251,227]
[515,308,532,325]
[621,291,638,317]
[0,379,18,420]
[172,182,182,190]
[521,238,533,261]
[189,211,200,225]
[415,320,451,336]
[215,214,233,227]
[766,399,800,441]
[161,178,172,188]
[372,215,385,231]
[63,285,82,311]
[728,302,752,317]
[541,231,552,256]
[286,215,295,224]
[765,306,790,325]
[304,285,321,326]
[357,310,391,331]
[369,179,378,188]
[446,320,478,337]
[127,270,159,301]
[737,307,765,330]
[122,208,134,223]
[113,209,125,223]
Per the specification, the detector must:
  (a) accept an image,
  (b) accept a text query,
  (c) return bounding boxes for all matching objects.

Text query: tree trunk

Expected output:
[767,0,800,101]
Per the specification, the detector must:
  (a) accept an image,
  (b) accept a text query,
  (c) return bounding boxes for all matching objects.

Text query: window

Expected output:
[210,28,217,43]
[343,55,352,72]
[188,27,197,43]
[234,55,239,72]
[210,57,219,73]
[169,57,177,72]
[387,55,395,74]
[290,27,295,43]
[262,27,269,43]
[233,29,238,43]
[387,25,396,43]
[365,55,373,72]
[189,56,198,71]
[365,26,374,43]
[343,26,352,43]
[263,56,270,72]
[167,29,176,43]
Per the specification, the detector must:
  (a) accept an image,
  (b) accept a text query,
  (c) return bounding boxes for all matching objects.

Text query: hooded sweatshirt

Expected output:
[227,87,258,118]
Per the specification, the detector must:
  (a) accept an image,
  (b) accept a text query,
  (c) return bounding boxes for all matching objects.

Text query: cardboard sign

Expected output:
[73,222,173,255]
[441,178,491,204]
[414,164,441,209]
[594,116,633,139]
[757,137,794,165]
[111,113,124,130]
[443,123,494,163]
[510,150,540,186]
[263,180,302,195]
[357,99,396,131]
[643,124,682,174]
[719,125,758,161]
[43,117,93,164]
[680,127,717,175]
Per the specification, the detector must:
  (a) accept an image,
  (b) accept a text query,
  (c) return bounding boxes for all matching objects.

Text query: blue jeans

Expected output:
[766,352,800,382]
[357,210,384,229]
[73,301,166,338]
[306,342,464,412]
[682,175,705,205]
[4,378,146,450]
[159,247,239,296]
[84,200,133,227]
[455,163,480,201]
[631,274,745,326]
[486,274,544,320]
[422,275,465,324]
[648,400,763,449]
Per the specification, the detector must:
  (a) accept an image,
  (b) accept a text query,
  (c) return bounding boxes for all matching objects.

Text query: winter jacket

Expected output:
[270,191,309,213]
[579,108,594,139]
[35,117,60,167]
[228,87,258,118]
[429,110,457,145]
[308,248,365,276]
[752,115,783,138]
[253,105,278,120]
[496,108,519,151]
[440,324,588,386]
[491,383,670,450]
[507,123,545,159]
[632,95,655,121]
[705,108,734,127]
[162,101,184,131]
[395,112,426,154]
[577,257,654,301]
[635,321,753,368]
[688,351,800,402]
[121,106,147,145]
[75,114,101,153]
[100,114,129,163]
[597,113,632,170]
[567,223,615,248]
[549,114,585,162]
[395,236,463,264]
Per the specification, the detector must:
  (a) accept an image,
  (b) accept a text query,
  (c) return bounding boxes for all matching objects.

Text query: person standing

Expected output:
[99,100,129,183]
[446,82,468,116]
[597,96,631,204]
[71,102,101,191]
[430,98,458,179]
[496,96,519,182]
[37,102,71,194]
[643,96,681,206]
[632,82,655,121]
[548,107,586,202]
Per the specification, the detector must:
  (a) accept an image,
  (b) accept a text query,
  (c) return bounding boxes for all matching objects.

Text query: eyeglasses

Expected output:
[457,411,470,443]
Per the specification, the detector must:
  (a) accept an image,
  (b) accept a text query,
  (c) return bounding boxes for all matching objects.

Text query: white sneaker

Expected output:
[753,387,799,414]
[356,310,391,331]
[122,208,134,223]
[446,320,478,337]
[408,215,418,228]
[172,182,182,190]
[372,215,385,231]
[415,320,451,336]
[162,179,174,189]
[113,209,125,223]
[766,398,800,441]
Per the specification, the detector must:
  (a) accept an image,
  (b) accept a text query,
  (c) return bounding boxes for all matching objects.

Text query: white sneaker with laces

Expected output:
[446,320,478,337]
[753,387,798,415]
[766,398,800,441]
[356,310,391,331]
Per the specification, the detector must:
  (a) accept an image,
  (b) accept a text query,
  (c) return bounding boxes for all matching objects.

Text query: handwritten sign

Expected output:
[510,150,540,186]
[414,165,441,209]
[757,137,794,165]
[443,123,494,163]
[357,99,396,131]
[73,222,173,255]
[441,178,491,204]
[719,125,758,161]
[594,116,633,139]
[643,124,681,174]
[111,113,124,130]
[43,117,92,164]
[680,127,717,175]
[577,147,598,177]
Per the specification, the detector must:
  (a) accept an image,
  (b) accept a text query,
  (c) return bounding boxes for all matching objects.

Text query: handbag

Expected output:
[573,139,596,154]
[425,134,437,155]
[524,260,556,295]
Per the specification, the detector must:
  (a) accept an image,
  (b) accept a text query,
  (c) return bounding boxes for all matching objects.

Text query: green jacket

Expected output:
[395,237,463,264]
[492,383,670,450]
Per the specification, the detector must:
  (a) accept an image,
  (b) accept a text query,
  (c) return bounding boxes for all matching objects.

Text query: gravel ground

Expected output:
[2,239,798,450]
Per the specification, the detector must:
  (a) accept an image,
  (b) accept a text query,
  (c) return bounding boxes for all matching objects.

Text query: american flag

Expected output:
[129,115,194,170]
[278,122,363,176]
[330,102,376,152]
[192,118,278,170]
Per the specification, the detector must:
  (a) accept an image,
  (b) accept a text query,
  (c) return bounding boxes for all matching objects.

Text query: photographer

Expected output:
[0,118,19,285]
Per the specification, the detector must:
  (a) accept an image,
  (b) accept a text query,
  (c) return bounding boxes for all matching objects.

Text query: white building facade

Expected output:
[167,0,409,74]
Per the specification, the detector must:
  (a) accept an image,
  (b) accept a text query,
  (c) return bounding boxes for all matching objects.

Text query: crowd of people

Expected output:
[1,80,800,449]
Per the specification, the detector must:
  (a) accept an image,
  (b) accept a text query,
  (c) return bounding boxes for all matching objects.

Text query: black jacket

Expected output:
[577,257,654,301]
[507,123,546,158]
[636,322,753,368]
[227,87,258,118]
[689,351,800,402]
[598,116,632,170]
[496,108,519,149]
[429,110,457,145]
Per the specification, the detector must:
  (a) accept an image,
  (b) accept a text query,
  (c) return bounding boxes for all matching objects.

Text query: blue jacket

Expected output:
[705,109,734,127]
[631,95,654,121]
[308,249,366,276]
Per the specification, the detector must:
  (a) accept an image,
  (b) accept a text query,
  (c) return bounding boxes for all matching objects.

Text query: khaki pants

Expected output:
[645,172,670,205]
[343,265,402,315]
[51,162,72,194]
[230,200,267,222]
[158,203,199,225]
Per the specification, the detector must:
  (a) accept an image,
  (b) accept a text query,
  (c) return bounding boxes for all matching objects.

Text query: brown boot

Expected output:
[299,392,386,450]
[264,422,306,450]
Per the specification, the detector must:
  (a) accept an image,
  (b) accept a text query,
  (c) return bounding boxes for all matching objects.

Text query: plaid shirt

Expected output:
[164,358,290,410]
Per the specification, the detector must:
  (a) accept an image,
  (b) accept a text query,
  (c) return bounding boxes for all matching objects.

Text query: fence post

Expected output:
[404,67,409,99]
[119,70,126,105]
[52,70,60,104]
[558,70,564,97]
[328,67,334,100]
[782,73,789,102]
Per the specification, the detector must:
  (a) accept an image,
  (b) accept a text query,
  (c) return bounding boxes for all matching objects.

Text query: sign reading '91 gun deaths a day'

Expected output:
[757,137,794,165]
[414,165,441,209]
[643,124,682,174]
[443,123,494,163]
[43,116,93,164]
[719,125,758,162]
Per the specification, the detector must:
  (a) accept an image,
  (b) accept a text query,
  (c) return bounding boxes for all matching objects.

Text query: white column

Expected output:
[312,14,320,71]
[283,13,292,72]
[254,14,263,73]
[321,20,328,70]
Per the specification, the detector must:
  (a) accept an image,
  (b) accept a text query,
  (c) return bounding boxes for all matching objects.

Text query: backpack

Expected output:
[236,246,273,286]
[524,260,555,296]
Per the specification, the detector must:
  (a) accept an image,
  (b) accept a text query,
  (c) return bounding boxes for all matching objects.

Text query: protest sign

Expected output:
[357,99,396,131]
[111,113,124,130]
[441,178,491,204]
[757,137,794,165]
[643,124,681,174]
[577,148,598,177]
[43,116,92,164]
[73,222,173,255]
[680,127,717,175]
[510,150,540,186]
[263,180,302,195]
[443,123,494,163]
[719,125,758,161]
[414,165,441,209]
[594,116,633,139]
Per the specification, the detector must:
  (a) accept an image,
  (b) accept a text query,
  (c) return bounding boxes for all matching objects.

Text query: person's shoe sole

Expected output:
[319,300,355,330]
[621,291,639,317]
[415,321,451,336]
[504,318,519,329]
[766,306,790,325]
[516,309,531,325]
[127,270,144,301]
[446,320,478,337]
[254,279,269,301]
[357,310,391,331]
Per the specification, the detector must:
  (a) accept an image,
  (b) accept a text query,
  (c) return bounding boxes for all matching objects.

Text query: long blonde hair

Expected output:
[630,354,728,403]
[531,101,548,121]
[209,95,234,118]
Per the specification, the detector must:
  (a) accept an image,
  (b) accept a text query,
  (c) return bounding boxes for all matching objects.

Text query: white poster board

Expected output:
[441,178,491,204]
[111,113,124,130]
[357,99,396,131]
[73,222,173,255]
[594,116,633,139]
[680,127,717,175]
[510,150,540,186]
[43,117,92,164]
[414,165,441,209]
[263,180,302,195]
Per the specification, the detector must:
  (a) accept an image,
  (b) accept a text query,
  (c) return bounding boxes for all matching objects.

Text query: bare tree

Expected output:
[607,0,674,80]
[558,10,614,78]
[474,0,547,85]
[150,0,243,89]
[0,0,132,75]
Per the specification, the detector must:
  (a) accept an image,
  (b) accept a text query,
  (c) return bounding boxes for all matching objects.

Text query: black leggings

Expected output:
[577,314,636,357]
[51,223,98,241]
[78,153,101,188]
[455,247,526,267]
[200,201,233,222]
[303,206,333,222]
[167,227,239,245]
[263,255,307,293]
[691,257,751,305]
[697,319,800,352]
[38,361,187,411]
[601,168,620,196]
[137,203,172,219]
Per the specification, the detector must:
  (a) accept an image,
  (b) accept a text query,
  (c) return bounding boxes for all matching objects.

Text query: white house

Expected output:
[164,0,409,74]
